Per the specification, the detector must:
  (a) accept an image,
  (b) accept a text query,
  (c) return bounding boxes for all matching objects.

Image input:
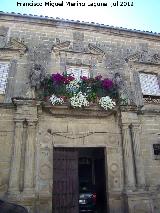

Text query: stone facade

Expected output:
[0,12,160,213]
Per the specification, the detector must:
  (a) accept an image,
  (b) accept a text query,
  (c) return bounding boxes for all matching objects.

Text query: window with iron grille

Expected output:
[139,72,160,96]
[66,66,90,80]
[0,63,10,94]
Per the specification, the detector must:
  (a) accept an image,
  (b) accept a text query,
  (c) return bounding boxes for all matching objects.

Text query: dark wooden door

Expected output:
[53,148,79,213]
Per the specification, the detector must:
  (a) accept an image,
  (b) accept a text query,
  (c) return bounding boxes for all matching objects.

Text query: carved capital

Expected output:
[129,123,140,130]
[14,120,24,128]
[26,120,38,126]
[122,123,129,130]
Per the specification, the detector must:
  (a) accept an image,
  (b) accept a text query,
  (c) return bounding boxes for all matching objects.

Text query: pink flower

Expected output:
[95,75,102,80]
[52,73,64,84]
[102,79,113,89]
[80,76,88,81]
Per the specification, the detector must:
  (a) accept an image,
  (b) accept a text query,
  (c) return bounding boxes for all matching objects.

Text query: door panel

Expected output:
[53,148,78,213]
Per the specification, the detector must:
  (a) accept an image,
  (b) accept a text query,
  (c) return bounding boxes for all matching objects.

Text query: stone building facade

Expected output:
[0,12,160,213]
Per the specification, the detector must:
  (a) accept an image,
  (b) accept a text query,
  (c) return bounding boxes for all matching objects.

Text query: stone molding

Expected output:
[88,43,106,56]
[12,98,40,106]
[52,38,105,56]
[7,38,27,54]
[126,51,160,65]
[43,102,118,117]
[0,38,28,59]
[52,40,70,52]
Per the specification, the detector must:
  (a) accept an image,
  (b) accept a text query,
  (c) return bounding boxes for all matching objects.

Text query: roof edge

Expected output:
[0,11,160,39]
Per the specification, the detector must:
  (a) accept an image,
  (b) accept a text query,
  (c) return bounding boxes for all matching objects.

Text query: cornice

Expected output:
[0,12,160,42]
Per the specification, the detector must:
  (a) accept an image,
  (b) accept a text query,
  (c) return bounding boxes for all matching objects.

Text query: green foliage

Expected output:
[39,72,118,103]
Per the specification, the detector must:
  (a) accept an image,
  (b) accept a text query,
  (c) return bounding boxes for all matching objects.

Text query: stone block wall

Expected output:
[0,13,159,101]
[0,13,160,212]
[139,113,160,187]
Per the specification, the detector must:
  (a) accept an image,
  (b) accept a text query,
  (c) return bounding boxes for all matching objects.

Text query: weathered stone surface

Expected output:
[0,13,160,213]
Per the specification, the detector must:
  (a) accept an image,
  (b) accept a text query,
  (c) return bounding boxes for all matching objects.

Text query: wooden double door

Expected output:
[53,148,79,213]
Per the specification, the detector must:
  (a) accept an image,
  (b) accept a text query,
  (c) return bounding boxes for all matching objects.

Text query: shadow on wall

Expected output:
[0,199,28,213]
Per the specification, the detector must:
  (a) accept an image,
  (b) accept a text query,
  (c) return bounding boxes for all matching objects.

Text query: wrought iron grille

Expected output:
[139,73,160,96]
[0,63,9,94]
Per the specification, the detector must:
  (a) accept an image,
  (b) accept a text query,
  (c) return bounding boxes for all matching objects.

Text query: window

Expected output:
[0,63,10,94]
[66,66,90,80]
[139,72,160,96]
[153,144,160,160]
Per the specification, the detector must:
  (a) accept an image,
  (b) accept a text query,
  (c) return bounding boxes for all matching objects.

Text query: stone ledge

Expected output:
[42,102,118,118]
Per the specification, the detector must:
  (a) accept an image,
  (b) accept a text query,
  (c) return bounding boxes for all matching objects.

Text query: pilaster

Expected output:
[121,123,136,190]
[130,123,146,188]
[23,120,37,195]
[8,120,24,194]
[8,98,39,198]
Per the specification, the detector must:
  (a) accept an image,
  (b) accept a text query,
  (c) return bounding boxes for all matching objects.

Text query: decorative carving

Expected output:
[73,32,84,41]
[29,64,46,89]
[40,164,51,180]
[52,39,70,51]
[8,38,27,54]
[126,51,160,64]
[0,37,27,59]
[125,52,141,62]
[88,43,105,55]
[0,27,8,36]
[151,53,160,63]
[0,26,8,48]
[114,73,135,105]
[73,41,84,52]
[0,37,6,49]
[0,49,20,60]
[110,163,119,173]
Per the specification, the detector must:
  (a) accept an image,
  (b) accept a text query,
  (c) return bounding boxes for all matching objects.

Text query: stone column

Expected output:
[129,123,145,187]
[23,120,36,195]
[122,124,136,190]
[8,120,23,194]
